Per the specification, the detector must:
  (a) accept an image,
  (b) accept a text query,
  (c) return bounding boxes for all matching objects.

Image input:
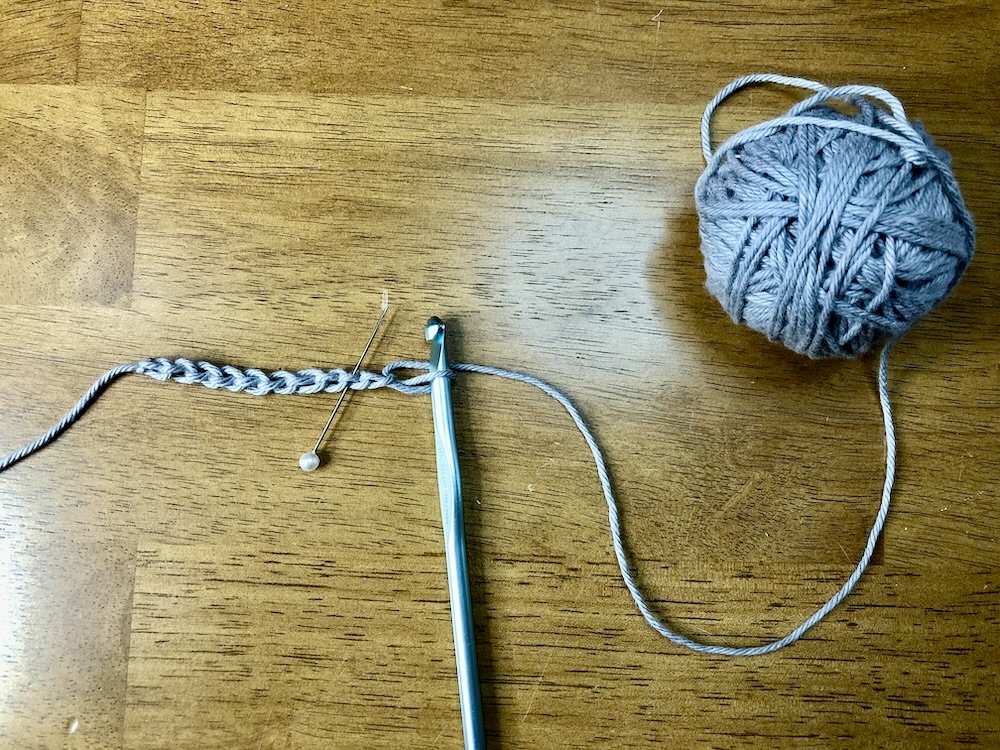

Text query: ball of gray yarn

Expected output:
[695,75,975,358]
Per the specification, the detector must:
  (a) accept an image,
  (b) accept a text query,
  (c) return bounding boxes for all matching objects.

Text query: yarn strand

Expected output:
[0,362,141,473]
[0,347,898,656]
[447,349,896,656]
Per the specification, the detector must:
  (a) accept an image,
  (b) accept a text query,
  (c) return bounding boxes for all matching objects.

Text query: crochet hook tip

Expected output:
[425,316,443,342]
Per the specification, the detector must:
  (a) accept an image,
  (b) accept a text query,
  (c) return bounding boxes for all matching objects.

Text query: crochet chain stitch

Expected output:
[135,357,442,396]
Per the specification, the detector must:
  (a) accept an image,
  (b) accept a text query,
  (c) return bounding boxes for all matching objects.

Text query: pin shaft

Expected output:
[313,302,389,453]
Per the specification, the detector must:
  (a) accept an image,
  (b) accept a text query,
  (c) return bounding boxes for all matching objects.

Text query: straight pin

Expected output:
[299,291,390,471]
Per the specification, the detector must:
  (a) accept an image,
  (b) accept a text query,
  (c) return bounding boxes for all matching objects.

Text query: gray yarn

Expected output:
[135,357,440,396]
[3,76,959,655]
[0,348,898,656]
[696,73,974,358]
[0,362,142,473]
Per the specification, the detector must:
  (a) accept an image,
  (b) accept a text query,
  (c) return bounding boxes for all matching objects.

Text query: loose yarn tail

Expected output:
[0,345,898,655]
[0,362,141,473]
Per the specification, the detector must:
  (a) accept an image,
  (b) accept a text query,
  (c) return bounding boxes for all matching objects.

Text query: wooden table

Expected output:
[1,2,997,748]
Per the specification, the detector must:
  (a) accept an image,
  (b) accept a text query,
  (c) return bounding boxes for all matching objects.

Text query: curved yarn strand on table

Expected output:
[0,349,897,656]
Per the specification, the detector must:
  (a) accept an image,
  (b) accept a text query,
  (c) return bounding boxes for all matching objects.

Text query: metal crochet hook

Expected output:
[426,317,486,750]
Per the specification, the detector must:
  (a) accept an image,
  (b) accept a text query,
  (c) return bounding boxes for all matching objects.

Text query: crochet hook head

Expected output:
[425,316,445,368]
[425,317,486,750]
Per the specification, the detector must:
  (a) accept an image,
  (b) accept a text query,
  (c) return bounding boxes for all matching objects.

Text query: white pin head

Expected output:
[381,290,389,313]
[299,451,321,472]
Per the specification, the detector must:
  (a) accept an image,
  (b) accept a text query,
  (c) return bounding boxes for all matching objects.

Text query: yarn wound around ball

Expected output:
[696,73,974,358]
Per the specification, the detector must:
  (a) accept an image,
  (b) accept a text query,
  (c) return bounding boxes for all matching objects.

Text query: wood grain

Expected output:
[77,0,998,110]
[2,2,999,748]
[0,85,143,307]
[0,1,80,85]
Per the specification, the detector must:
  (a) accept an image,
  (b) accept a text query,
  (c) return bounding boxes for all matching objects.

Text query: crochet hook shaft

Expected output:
[426,317,486,750]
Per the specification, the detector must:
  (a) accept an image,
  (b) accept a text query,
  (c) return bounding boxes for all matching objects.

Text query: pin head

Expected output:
[299,451,321,472]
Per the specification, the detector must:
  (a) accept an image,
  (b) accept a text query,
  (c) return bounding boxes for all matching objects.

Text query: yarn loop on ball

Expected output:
[696,73,975,358]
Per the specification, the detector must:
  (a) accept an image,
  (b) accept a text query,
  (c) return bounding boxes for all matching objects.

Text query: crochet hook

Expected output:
[425,317,486,750]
